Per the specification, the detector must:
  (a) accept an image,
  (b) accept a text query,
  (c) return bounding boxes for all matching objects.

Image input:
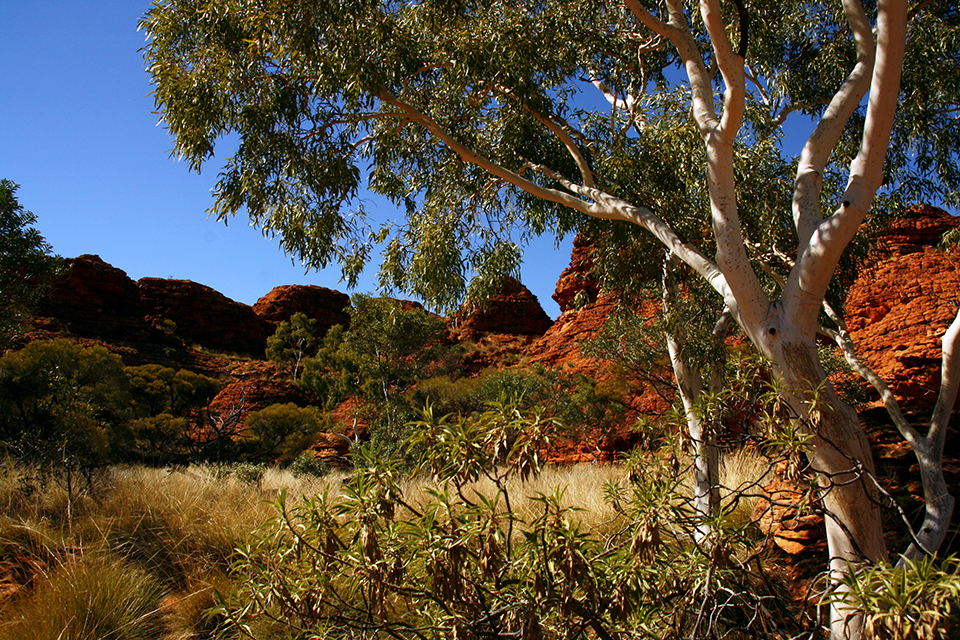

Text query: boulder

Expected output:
[451,278,553,341]
[253,284,351,335]
[138,278,272,357]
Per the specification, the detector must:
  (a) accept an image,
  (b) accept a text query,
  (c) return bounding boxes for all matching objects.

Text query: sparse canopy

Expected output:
[143,2,960,637]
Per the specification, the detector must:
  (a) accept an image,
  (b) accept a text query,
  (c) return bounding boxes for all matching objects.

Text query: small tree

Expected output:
[125,363,223,418]
[0,339,130,525]
[300,294,454,456]
[266,312,319,381]
[0,180,62,348]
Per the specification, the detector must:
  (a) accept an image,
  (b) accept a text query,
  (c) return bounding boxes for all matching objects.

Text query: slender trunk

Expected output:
[663,255,720,542]
[666,335,719,543]
[773,335,887,639]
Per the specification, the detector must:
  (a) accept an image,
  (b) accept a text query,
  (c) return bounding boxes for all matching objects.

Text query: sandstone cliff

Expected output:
[845,205,960,409]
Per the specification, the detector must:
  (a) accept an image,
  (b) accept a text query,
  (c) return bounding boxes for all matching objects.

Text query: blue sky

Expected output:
[0,2,573,317]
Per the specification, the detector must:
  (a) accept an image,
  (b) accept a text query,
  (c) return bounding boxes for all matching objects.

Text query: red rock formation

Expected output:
[38,255,150,341]
[451,278,553,342]
[138,278,272,357]
[529,293,619,371]
[203,378,310,432]
[553,235,600,312]
[845,205,960,409]
[253,285,351,335]
[751,472,825,555]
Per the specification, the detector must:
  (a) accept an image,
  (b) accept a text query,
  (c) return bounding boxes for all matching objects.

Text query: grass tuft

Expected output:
[0,555,164,640]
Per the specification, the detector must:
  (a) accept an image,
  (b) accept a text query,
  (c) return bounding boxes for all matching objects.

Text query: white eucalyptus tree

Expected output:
[142,1,959,636]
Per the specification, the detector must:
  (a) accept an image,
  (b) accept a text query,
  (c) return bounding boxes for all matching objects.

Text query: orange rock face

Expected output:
[552,235,600,312]
[202,377,310,435]
[253,284,351,335]
[138,278,272,357]
[451,277,553,342]
[844,206,960,409]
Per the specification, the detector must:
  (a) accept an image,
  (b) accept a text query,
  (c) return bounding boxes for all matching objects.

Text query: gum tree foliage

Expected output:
[0,180,62,348]
[143,1,959,637]
[300,294,454,453]
[265,311,320,381]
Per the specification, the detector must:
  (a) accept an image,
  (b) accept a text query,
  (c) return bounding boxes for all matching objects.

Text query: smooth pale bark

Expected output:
[383,1,908,637]
[662,256,721,543]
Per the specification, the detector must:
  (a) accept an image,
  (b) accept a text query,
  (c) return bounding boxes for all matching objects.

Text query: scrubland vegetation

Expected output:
[4,181,960,638]
[1,297,959,638]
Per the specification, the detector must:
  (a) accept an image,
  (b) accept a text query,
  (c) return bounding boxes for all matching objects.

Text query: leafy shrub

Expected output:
[125,363,222,418]
[0,339,130,472]
[240,403,321,464]
[233,462,267,487]
[412,374,479,416]
[128,413,190,465]
[215,402,797,640]
[829,555,960,640]
[290,451,330,478]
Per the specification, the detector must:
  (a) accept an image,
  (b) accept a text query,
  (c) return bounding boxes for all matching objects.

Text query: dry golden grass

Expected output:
[0,453,774,639]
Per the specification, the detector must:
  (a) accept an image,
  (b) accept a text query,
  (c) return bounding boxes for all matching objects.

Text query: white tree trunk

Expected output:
[769,328,888,640]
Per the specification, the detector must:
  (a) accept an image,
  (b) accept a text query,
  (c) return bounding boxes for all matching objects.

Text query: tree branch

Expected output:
[496,85,596,190]
[377,89,734,306]
[792,0,876,256]
[788,0,908,336]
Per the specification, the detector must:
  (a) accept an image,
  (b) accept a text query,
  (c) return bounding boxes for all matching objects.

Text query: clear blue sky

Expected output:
[0,2,572,317]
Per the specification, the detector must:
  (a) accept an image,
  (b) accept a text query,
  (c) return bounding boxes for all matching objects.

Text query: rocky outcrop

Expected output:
[203,378,311,433]
[529,293,618,371]
[845,205,960,409]
[553,235,600,312]
[138,278,272,357]
[253,285,351,335]
[38,255,151,341]
[451,278,553,342]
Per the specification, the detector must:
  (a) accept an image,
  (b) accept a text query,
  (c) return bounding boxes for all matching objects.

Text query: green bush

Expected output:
[412,374,479,416]
[0,339,130,472]
[829,555,960,640]
[128,413,190,465]
[290,451,330,478]
[215,402,794,640]
[125,363,222,418]
[240,403,321,464]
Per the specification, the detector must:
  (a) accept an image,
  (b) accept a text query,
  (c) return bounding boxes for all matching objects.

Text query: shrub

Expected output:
[0,339,130,474]
[125,364,222,419]
[215,402,797,639]
[829,555,960,640]
[128,413,190,465]
[290,451,330,479]
[240,403,321,464]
